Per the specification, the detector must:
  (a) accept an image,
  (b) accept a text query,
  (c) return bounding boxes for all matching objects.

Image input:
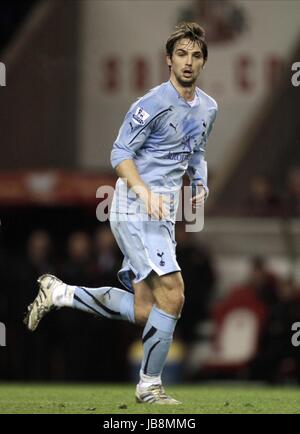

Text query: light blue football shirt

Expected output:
[110,80,218,221]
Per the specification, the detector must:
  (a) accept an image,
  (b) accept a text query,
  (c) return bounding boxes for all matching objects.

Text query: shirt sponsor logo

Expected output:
[162,152,191,162]
[132,106,150,125]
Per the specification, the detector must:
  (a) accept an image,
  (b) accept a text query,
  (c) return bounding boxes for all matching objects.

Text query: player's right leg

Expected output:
[135,271,184,405]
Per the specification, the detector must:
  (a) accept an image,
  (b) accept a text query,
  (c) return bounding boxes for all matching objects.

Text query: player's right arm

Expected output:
[111,98,168,219]
[115,159,167,220]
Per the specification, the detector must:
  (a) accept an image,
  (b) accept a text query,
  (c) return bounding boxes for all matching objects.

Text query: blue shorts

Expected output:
[110,215,181,293]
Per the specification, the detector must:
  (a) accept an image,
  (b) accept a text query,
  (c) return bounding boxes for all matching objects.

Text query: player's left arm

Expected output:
[187,107,217,208]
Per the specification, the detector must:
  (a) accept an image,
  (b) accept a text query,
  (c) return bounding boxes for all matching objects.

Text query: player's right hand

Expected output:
[139,188,169,220]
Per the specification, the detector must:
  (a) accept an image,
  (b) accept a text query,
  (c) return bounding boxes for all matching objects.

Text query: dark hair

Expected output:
[166,22,208,62]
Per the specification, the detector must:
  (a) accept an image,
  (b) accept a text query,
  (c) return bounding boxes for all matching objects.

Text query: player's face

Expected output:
[167,38,205,87]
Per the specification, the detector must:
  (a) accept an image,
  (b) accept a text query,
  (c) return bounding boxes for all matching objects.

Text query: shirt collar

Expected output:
[166,80,200,107]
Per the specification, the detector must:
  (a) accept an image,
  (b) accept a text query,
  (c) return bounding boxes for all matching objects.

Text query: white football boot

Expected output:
[135,383,181,405]
[24,274,63,331]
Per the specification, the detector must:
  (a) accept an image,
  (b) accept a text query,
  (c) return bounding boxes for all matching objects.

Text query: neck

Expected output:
[170,75,196,102]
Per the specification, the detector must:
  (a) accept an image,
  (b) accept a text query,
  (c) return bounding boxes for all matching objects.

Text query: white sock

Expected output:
[138,369,162,389]
[52,283,75,307]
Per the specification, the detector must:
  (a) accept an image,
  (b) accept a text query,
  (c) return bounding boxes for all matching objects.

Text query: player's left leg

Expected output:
[24,274,136,331]
[72,278,155,326]
[133,279,155,326]
[24,273,156,332]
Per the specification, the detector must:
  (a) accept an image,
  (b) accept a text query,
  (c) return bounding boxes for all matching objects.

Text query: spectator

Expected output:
[60,231,94,286]
[176,222,216,342]
[284,166,300,216]
[10,230,56,380]
[247,256,280,306]
[16,230,56,312]
[249,277,300,383]
[93,224,122,287]
[246,175,281,216]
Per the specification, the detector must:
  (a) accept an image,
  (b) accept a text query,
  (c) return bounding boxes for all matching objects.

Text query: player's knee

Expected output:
[165,275,184,299]
[170,288,185,312]
[134,302,152,326]
[177,291,185,310]
[160,278,185,313]
[164,273,184,292]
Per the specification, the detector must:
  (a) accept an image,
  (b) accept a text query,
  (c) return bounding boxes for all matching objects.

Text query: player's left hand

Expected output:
[190,184,206,209]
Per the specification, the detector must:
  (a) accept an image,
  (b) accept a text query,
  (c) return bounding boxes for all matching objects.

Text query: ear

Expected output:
[166,55,172,67]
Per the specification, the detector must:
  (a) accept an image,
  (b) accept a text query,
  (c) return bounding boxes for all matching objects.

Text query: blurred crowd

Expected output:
[1,225,127,381]
[0,224,300,385]
[201,257,300,384]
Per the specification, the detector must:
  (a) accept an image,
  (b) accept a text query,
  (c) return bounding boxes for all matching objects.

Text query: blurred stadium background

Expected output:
[0,0,300,387]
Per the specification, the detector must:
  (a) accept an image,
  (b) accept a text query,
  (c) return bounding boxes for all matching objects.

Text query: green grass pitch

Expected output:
[0,383,300,414]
